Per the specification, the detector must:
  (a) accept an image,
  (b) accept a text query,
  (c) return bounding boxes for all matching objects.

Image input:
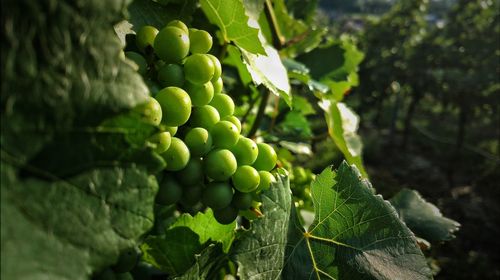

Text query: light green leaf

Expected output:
[171,208,236,253]
[200,0,265,54]
[241,45,292,106]
[390,188,461,242]
[289,162,432,280]
[141,209,235,275]
[223,45,253,85]
[320,99,367,178]
[277,111,312,138]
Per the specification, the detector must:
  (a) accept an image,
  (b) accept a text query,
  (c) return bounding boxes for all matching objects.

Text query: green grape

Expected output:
[136,25,159,52]
[231,137,258,165]
[189,29,213,54]
[154,26,189,62]
[185,81,214,106]
[156,176,182,205]
[293,166,308,184]
[222,115,241,133]
[209,94,234,117]
[204,149,237,181]
[125,51,147,75]
[206,54,222,80]
[213,205,238,224]
[212,77,223,94]
[184,127,212,156]
[157,63,184,87]
[176,158,203,186]
[167,20,189,34]
[231,191,253,210]
[181,183,203,206]
[148,131,171,153]
[155,87,191,126]
[132,97,162,126]
[252,143,277,171]
[184,54,215,84]
[159,125,178,136]
[257,170,275,192]
[189,105,220,130]
[202,182,233,210]
[211,121,239,149]
[232,165,260,193]
[161,137,190,171]
[112,247,139,273]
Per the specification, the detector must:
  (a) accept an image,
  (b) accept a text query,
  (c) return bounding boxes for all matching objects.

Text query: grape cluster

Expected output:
[124,20,277,224]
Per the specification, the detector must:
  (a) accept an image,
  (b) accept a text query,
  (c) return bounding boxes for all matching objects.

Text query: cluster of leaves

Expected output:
[1,0,461,279]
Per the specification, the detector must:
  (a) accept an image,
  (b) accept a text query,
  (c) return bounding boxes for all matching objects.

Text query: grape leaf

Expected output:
[1,1,163,279]
[288,162,432,280]
[141,209,235,276]
[128,0,197,30]
[390,188,461,242]
[320,99,368,178]
[240,45,292,106]
[231,168,295,279]
[174,244,227,280]
[200,0,265,54]
[1,161,158,280]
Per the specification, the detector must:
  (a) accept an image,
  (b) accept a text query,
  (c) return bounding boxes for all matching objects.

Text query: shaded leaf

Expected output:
[200,0,265,54]
[390,188,461,242]
[174,244,227,280]
[128,0,197,30]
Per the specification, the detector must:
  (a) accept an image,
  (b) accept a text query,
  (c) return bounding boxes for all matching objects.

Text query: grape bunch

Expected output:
[124,20,277,225]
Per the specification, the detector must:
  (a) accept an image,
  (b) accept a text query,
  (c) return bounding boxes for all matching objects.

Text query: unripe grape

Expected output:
[156,176,182,205]
[157,63,184,87]
[155,87,191,126]
[257,171,275,192]
[231,191,253,210]
[212,77,223,94]
[211,121,239,149]
[206,54,222,80]
[184,54,215,84]
[184,127,212,156]
[132,97,162,126]
[213,205,238,224]
[176,158,204,186]
[167,20,189,34]
[232,165,260,193]
[159,125,178,136]
[154,26,189,62]
[222,115,241,133]
[136,25,159,52]
[189,29,213,54]
[202,182,233,210]
[161,137,190,171]
[231,137,258,165]
[189,105,220,130]
[148,131,171,153]
[125,51,147,75]
[181,183,203,206]
[252,143,277,171]
[184,81,214,106]
[209,94,234,117]
[204,149,237,181]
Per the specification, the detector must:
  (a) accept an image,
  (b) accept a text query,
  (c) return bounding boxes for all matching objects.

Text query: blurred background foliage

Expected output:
[299,0,499,278]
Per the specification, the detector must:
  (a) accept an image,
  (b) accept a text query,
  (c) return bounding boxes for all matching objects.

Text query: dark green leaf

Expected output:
[128,0,198,30]
[390,188,461,242]
[174,244,227,280]
[200,0,265,54]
